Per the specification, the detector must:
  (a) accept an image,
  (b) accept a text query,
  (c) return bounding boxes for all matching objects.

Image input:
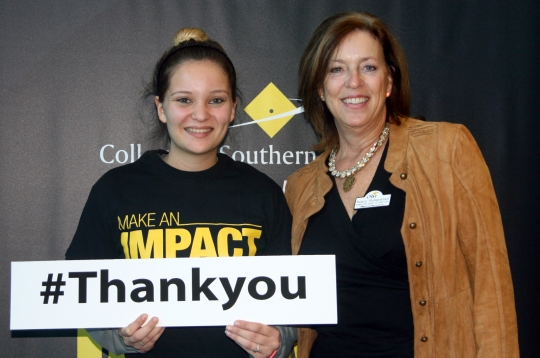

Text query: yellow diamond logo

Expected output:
[244,82,296,138]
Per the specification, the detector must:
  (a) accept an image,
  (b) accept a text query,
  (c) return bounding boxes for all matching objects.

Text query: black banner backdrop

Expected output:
[1,1,538,357]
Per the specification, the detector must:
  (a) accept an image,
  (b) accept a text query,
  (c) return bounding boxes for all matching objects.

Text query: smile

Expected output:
[342,97,368,104]
[186,128,212,133]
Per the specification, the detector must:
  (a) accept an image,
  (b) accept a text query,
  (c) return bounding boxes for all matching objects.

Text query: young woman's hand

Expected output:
[225,320,280,357]
[118,314,165,353]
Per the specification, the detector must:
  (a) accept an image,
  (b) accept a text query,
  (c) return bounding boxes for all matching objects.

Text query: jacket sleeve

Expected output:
[451,125,519,357]
[284,174,296,214]
[284,172,302,255]
[86,328,141,355]
[248,326,297,358]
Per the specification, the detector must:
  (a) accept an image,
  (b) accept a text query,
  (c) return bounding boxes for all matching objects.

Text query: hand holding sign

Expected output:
[225,320,280,357]
[118,314,164,353]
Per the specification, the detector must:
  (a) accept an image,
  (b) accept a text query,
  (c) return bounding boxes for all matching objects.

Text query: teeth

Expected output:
[343,97,368,104]
[186,128,211,133]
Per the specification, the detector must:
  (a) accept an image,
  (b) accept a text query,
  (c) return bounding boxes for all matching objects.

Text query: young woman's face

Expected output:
[156,60,236,165]
[321,30,392,135]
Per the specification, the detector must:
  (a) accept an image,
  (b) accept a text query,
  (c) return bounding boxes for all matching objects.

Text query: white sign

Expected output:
[11,255,336,330]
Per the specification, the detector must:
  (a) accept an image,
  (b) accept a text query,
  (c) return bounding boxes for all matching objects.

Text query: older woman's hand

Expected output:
[225,320,280,357]
[118,314,165,353]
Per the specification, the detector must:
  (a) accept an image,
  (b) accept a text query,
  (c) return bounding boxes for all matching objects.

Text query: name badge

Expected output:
[354,190,391,209]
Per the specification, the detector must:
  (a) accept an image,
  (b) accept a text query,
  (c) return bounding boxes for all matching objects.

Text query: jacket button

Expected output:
[409,222,417,229]
[415,261,423,267]
[400,173,407,180]
[421,336,428,342]
[419,300,427,306]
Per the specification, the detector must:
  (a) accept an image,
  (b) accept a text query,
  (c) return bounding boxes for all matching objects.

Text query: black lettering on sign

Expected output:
[160,278,186,302]
[248,276,276,300]
[68,271,98,303]
[219,277,246,310]
[191,268,218,301]
[131,279,154,302]
[281,276,306,299]
[100,269,125,303]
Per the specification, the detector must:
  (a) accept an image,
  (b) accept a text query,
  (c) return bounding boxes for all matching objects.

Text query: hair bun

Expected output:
[173,28,210,45]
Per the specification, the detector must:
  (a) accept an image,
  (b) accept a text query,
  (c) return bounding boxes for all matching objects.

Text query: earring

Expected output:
[320,95,325,101]
[386,92,391,97]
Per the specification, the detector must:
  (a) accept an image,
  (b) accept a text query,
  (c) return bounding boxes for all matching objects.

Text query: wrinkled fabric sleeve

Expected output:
[275,326,298,358]
[247,326,297,358]
[86,328,141,355]
[452,125,519,356]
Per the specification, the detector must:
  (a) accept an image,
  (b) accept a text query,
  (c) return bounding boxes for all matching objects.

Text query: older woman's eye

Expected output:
[329,67,343,73]
[364,65,377,72]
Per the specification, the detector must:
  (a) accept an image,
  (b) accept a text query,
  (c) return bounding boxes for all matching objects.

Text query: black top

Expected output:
[298,144,414,357]
[66,150,292,357]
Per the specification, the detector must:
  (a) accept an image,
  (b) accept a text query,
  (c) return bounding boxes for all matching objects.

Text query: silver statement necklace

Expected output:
[328,123,390,192]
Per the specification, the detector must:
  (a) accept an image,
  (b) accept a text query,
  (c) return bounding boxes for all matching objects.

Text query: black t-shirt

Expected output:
[298,145,414,357]
[66,150,292,357]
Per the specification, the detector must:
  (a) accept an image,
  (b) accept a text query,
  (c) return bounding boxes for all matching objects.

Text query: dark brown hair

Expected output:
[145,28,238,147]
[298,12,410,152]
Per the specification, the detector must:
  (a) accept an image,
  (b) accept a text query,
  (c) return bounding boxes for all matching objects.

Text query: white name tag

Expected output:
[354,190,391,209]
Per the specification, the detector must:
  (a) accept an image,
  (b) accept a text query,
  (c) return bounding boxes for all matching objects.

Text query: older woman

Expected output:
[285,12,518,357]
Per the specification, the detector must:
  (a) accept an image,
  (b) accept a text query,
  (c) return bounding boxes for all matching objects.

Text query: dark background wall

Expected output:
[1,1,538,357]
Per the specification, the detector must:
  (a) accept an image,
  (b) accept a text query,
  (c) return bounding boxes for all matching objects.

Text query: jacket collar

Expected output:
[385,118,410,173]
[308,148,333,206]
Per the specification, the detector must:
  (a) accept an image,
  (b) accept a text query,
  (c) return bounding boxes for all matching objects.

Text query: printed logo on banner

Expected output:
[243,82,299,138]
[220,82,315,169]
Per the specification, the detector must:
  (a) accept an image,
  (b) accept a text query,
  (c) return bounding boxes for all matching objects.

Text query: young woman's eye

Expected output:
[176,97,191,103]
[210,98,225,104]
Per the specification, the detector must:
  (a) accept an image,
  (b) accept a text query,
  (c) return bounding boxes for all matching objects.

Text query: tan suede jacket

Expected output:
[285,118,519,357]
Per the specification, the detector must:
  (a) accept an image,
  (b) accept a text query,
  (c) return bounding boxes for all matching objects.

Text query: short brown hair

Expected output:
[298,12,410,152]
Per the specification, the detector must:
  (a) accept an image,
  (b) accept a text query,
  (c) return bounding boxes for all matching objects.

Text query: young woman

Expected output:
[66,28,294,358]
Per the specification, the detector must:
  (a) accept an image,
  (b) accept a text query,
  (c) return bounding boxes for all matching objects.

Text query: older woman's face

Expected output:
[321,30,392,136]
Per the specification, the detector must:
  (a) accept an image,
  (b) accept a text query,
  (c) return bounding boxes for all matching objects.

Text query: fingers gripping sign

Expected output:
[118,314,165,353]
[225,320,280,357]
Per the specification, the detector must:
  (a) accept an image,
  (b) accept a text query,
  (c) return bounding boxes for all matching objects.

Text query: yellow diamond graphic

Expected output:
[244,82,296,138]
